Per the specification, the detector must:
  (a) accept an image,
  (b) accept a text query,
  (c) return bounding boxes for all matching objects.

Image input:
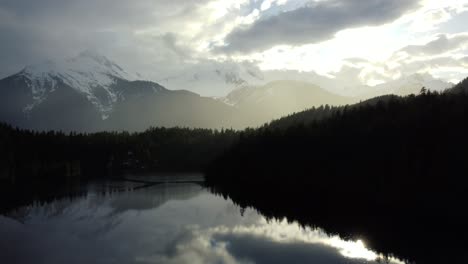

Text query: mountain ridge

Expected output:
[14,50,140,119]
[0,52,456,132]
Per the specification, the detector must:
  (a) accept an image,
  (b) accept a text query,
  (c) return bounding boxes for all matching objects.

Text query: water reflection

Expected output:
[0,178,406,264]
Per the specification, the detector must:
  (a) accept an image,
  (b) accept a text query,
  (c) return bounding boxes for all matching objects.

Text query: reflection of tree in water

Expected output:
[5,182,202,230]
[105,183,203,215]
[1,180,408,264]
[206,85,468,264]
[5,191,87,223]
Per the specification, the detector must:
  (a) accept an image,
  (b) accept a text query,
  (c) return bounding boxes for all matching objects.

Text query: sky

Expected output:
[1,0,468,95]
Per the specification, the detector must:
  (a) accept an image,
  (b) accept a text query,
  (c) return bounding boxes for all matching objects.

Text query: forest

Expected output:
[206,78,468,264]
[0,125,239,183]
[1,77,468,263]
[0,124,239,211]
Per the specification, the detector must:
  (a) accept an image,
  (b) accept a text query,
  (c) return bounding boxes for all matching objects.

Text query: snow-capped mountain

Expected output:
[0,51,236,131]
[156,62,265,97]
[17,50,143,119]
[220,73,452,111]
[223,80,351,107]
[217,69,452,107]
[0,51,457,132]
[218,80,357,128]
[215,73,454,127]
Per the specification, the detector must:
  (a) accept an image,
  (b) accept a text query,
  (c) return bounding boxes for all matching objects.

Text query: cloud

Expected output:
[399,33,468,56]
[260,0,288,11]
[1,0,468,95]
[215,233,365,264]
[384,33,468,79]
[216,0,421,54]
[0,0,252,78]
[334,32,468,83]
[157,220,405,264]
[0,0,211,29]
[1,181,409,264]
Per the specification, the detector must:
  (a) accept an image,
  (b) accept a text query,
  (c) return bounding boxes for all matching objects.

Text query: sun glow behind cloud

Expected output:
[236,0,468,86]
[1,0,468,95]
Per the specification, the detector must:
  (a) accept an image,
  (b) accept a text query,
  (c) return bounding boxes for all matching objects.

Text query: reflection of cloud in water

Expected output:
[0,181,407,264]
[154,219,406,264]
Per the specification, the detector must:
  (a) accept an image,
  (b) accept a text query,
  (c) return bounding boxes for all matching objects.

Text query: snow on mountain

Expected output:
[3,50,455,127]
[156,62,265,97]
[219,72,454,112]
[18,50,138,119]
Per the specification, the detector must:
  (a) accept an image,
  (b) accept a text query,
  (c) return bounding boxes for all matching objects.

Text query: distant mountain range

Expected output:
[222,80,356,128]
[0,51,236,131]
[155,62,266,96]
[0,52,454,131]
[345,73,452,98]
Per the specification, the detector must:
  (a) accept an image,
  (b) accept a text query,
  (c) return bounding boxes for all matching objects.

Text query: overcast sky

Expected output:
[1,0,468,95]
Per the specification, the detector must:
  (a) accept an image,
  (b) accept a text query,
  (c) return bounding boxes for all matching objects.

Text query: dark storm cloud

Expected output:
[0,0,213,77]
[0,0,210,28]
[217,0,421,54]
[0,21,121,76]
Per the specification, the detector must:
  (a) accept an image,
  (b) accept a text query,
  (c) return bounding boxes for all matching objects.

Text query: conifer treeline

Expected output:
[1,77,468,262]
[206,83,468,264]
[0,125,239,182]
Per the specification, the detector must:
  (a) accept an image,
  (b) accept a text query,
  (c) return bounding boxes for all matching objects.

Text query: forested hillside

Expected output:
[0,124,238,183]
[206,79,468,264]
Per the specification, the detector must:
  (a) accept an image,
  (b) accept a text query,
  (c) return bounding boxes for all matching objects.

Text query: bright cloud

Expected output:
[155,218,406,264]
[1,0,468,95]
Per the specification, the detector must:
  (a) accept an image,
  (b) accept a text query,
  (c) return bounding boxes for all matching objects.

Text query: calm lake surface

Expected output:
[0,174,406,264]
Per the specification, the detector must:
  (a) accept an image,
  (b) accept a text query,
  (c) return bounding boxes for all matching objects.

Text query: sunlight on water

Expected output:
[0,180,407,264]
[327,238,405,264]
[196,218,406,264]
[330,239,377,261]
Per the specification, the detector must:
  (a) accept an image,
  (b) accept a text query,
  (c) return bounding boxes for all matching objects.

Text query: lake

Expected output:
[0,174,406,264]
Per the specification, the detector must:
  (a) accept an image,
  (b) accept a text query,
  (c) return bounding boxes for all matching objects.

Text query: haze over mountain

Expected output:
[2,0,467,97]
[0,52,235,131]
[2,1,468,264]
[156,61,266,96]
[0,51,455,131]
[0,0,464,132]
[344,73,452,98]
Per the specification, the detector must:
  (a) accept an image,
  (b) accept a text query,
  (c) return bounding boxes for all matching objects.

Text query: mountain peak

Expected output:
[19,51,134,82]
[73,50,127,74]
[13,51,144,118]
